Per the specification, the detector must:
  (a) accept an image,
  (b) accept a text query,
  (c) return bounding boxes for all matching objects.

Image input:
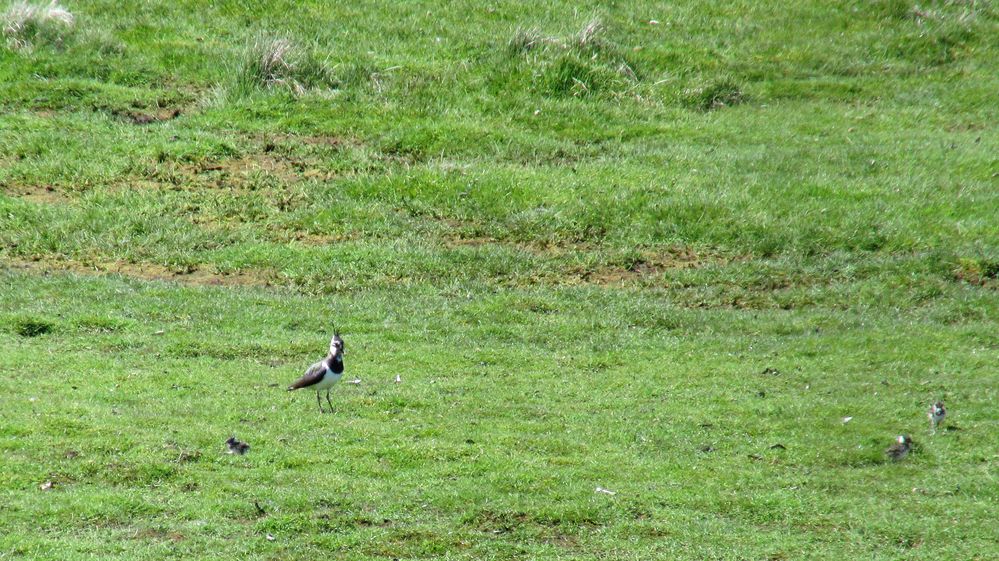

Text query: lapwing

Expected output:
[885,435,913,461]
[288,331,345,413]
[928,401,946,434]
[226,436,250,455]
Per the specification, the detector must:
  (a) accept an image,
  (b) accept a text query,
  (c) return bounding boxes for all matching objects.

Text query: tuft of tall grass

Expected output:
[234,35,340,96]
[502,18,638,98]
[507,26,546,53]
[2,0,74,51]
[575,18,604,49]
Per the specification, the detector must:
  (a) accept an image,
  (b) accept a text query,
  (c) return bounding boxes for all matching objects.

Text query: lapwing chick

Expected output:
[288,331,345,414]
[885,435,913,462]
[928,401,946,434]
[226,436,250,455]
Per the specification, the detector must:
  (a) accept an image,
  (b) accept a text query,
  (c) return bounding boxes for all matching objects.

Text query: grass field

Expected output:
[2,1,998,559]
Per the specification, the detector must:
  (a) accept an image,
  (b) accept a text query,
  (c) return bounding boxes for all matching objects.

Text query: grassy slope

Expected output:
[1,0,998,559]
[3,273,997,560]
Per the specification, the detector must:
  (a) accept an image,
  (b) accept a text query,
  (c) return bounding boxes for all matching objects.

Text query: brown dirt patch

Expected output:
[439,220,729,285]
[298,134,349,147]
[112,108,183,125]
[192,154,292,177]
[182,153,330,184]
[581,247,724,285]
[2,184,69,204]
[138,154,325,192]
[4,258,276,288]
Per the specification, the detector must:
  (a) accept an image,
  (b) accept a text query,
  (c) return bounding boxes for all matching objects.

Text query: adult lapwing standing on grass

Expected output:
[288,331,345,413]
[928,401,946,434]
[885,435,913,461]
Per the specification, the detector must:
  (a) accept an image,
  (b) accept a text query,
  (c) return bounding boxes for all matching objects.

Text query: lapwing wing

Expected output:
[288,331,345,413]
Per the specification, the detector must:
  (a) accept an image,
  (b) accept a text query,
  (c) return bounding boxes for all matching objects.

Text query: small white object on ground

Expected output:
[595,486,616,496]
[842,416,853,424]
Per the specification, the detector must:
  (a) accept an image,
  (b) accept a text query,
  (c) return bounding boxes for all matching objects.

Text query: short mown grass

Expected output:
[1,0,998,559]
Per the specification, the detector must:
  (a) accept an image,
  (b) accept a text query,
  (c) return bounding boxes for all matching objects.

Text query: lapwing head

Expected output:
[329,331,344,357]
[932,401,945,414]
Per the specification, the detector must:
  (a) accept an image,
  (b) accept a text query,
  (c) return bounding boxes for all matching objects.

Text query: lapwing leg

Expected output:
[325,389,334,413]
[316,391,324,414]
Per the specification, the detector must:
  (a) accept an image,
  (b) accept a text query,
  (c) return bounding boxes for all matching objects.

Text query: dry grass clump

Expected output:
[504,18,638,97]
[508,27,546,53]
[509,18,607,53]
[2,0,74,51]
[575,18,605,49]
[237,35,338,95]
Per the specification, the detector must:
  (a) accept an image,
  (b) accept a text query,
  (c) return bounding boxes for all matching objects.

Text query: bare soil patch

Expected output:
[580,247,732,285]
[1,184,69,204]
[115,107,182,125]
[184,153,330,185]
[4,258,276,288]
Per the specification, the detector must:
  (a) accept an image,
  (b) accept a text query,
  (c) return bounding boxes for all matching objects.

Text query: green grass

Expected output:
[1,0,998,559]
